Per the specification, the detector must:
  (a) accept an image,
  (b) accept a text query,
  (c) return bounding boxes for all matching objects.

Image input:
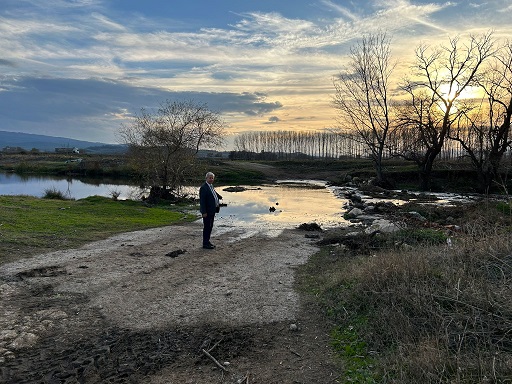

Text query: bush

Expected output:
[43,187,69,200]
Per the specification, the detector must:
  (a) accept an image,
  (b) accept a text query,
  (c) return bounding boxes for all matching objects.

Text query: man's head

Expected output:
[205,172,215,184]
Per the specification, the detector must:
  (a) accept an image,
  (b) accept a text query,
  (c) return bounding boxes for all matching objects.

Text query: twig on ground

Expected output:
[202,348,228,372]
[207,337,224,353]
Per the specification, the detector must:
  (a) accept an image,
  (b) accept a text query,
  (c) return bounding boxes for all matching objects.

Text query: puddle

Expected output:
[213,180,350,238]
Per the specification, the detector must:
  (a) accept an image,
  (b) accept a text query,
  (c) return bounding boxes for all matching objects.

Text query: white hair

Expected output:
[205,172,215,179]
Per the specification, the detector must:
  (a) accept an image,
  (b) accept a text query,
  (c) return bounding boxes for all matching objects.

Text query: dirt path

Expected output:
[0,221,341,383]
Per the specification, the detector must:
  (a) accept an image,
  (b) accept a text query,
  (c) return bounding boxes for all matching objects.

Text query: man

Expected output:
[199,172,222,249]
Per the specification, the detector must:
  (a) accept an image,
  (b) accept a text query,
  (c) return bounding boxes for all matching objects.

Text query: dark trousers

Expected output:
[202,214,215,246]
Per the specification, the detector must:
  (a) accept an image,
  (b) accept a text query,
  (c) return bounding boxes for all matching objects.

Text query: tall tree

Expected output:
[463,40,512,193]
[396,33,495,190]
[333,32,395,185]
[120,100,225,201]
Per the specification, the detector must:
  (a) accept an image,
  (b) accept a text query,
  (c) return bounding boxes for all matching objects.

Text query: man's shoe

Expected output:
[203,244,215,249]
[208,243,216,248]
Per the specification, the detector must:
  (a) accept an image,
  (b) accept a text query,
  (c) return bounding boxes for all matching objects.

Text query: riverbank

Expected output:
[0,152,495,193]
[0,195,197,265]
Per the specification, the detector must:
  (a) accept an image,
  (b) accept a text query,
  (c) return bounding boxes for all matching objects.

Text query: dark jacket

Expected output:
[199,182,222,215]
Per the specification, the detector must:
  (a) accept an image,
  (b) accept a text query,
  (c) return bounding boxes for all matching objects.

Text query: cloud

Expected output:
[243,101,283,116]
[1,0,511,145]
[320,0,360,22]
[0,59,17,67]
[0,76,284,142]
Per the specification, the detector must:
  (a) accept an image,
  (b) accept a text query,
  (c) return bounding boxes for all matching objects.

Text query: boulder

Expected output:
[346,207,364,218]
[364,219,401,234]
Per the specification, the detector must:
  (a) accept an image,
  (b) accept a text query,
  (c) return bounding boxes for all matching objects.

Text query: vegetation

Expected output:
[0,153,134,179]
[119,99,226,202]
[0,195,196,265]
[43,187,69,200]
[396,33,496,191]
[1,155,511,381]
[298,200,512,383]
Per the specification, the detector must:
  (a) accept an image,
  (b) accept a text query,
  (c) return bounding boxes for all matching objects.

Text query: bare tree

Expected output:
[462,40,512,193]
[396,33,495,190]
[120,100,225,201]
[333,32,395,185]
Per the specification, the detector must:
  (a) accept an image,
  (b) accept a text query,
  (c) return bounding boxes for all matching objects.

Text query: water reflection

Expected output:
[214,180,350,237]
[0,173,140,200]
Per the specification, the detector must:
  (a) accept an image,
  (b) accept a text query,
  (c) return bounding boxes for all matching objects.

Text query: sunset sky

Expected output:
[1,0,511,148]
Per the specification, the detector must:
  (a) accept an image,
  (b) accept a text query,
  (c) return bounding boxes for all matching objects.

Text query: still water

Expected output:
[216,180,350,236]
[0,173,140,200]
[0,173,351,232]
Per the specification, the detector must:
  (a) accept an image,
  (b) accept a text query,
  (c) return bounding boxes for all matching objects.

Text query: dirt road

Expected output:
[0,220,341,383]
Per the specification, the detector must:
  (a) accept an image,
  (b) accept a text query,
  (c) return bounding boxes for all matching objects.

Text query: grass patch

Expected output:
[298,200,512,383]
[331,322,377,384]
[43,187,70,200]
[0,195,196,265]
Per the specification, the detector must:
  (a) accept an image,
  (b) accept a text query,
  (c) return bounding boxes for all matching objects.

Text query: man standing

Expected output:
[199,172,222,249]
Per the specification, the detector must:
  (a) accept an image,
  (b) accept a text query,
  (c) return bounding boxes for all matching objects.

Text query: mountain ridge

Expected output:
[0,131,126,154]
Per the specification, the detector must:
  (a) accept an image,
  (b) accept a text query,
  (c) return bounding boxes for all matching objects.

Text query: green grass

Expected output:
[0,195,197,264]
[331,322,377,384]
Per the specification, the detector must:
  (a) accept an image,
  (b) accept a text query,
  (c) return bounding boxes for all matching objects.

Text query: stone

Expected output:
[364,219,401,234]
[346,207,363,218]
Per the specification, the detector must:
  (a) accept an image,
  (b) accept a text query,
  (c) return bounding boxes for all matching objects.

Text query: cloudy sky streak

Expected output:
[0,0,510,146]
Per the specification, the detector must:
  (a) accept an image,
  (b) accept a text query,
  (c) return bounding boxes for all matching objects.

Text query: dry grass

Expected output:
[301,200,512,383]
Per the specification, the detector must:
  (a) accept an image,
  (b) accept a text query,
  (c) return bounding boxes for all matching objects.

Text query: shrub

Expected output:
[43,187,69,200]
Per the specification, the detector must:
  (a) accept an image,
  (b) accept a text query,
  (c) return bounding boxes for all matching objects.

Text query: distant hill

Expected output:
[0,131,127,154]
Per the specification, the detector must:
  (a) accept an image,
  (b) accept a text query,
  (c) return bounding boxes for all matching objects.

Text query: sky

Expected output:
[1,0,511,148]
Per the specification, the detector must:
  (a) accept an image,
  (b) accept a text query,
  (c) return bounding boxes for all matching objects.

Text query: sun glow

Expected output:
[439,83,483,101]
[436,83,484,114]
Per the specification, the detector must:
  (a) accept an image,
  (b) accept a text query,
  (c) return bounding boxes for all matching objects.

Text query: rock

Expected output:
[289,323,299,331]
[364,219,401,234]
[223,186,246,192]
[364,205,376,213]
[0,330,17,342]
[298,222,322,231]
[165,249,186,258]
[10,332,38,349]
[408,211,427,221]
[346,207,363,218]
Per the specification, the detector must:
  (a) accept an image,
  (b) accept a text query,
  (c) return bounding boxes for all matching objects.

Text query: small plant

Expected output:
[43,187,68,200]
[109,189,122,201]
[331,323,377,383]
[394,228,448,246]
[496,200,512,216]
